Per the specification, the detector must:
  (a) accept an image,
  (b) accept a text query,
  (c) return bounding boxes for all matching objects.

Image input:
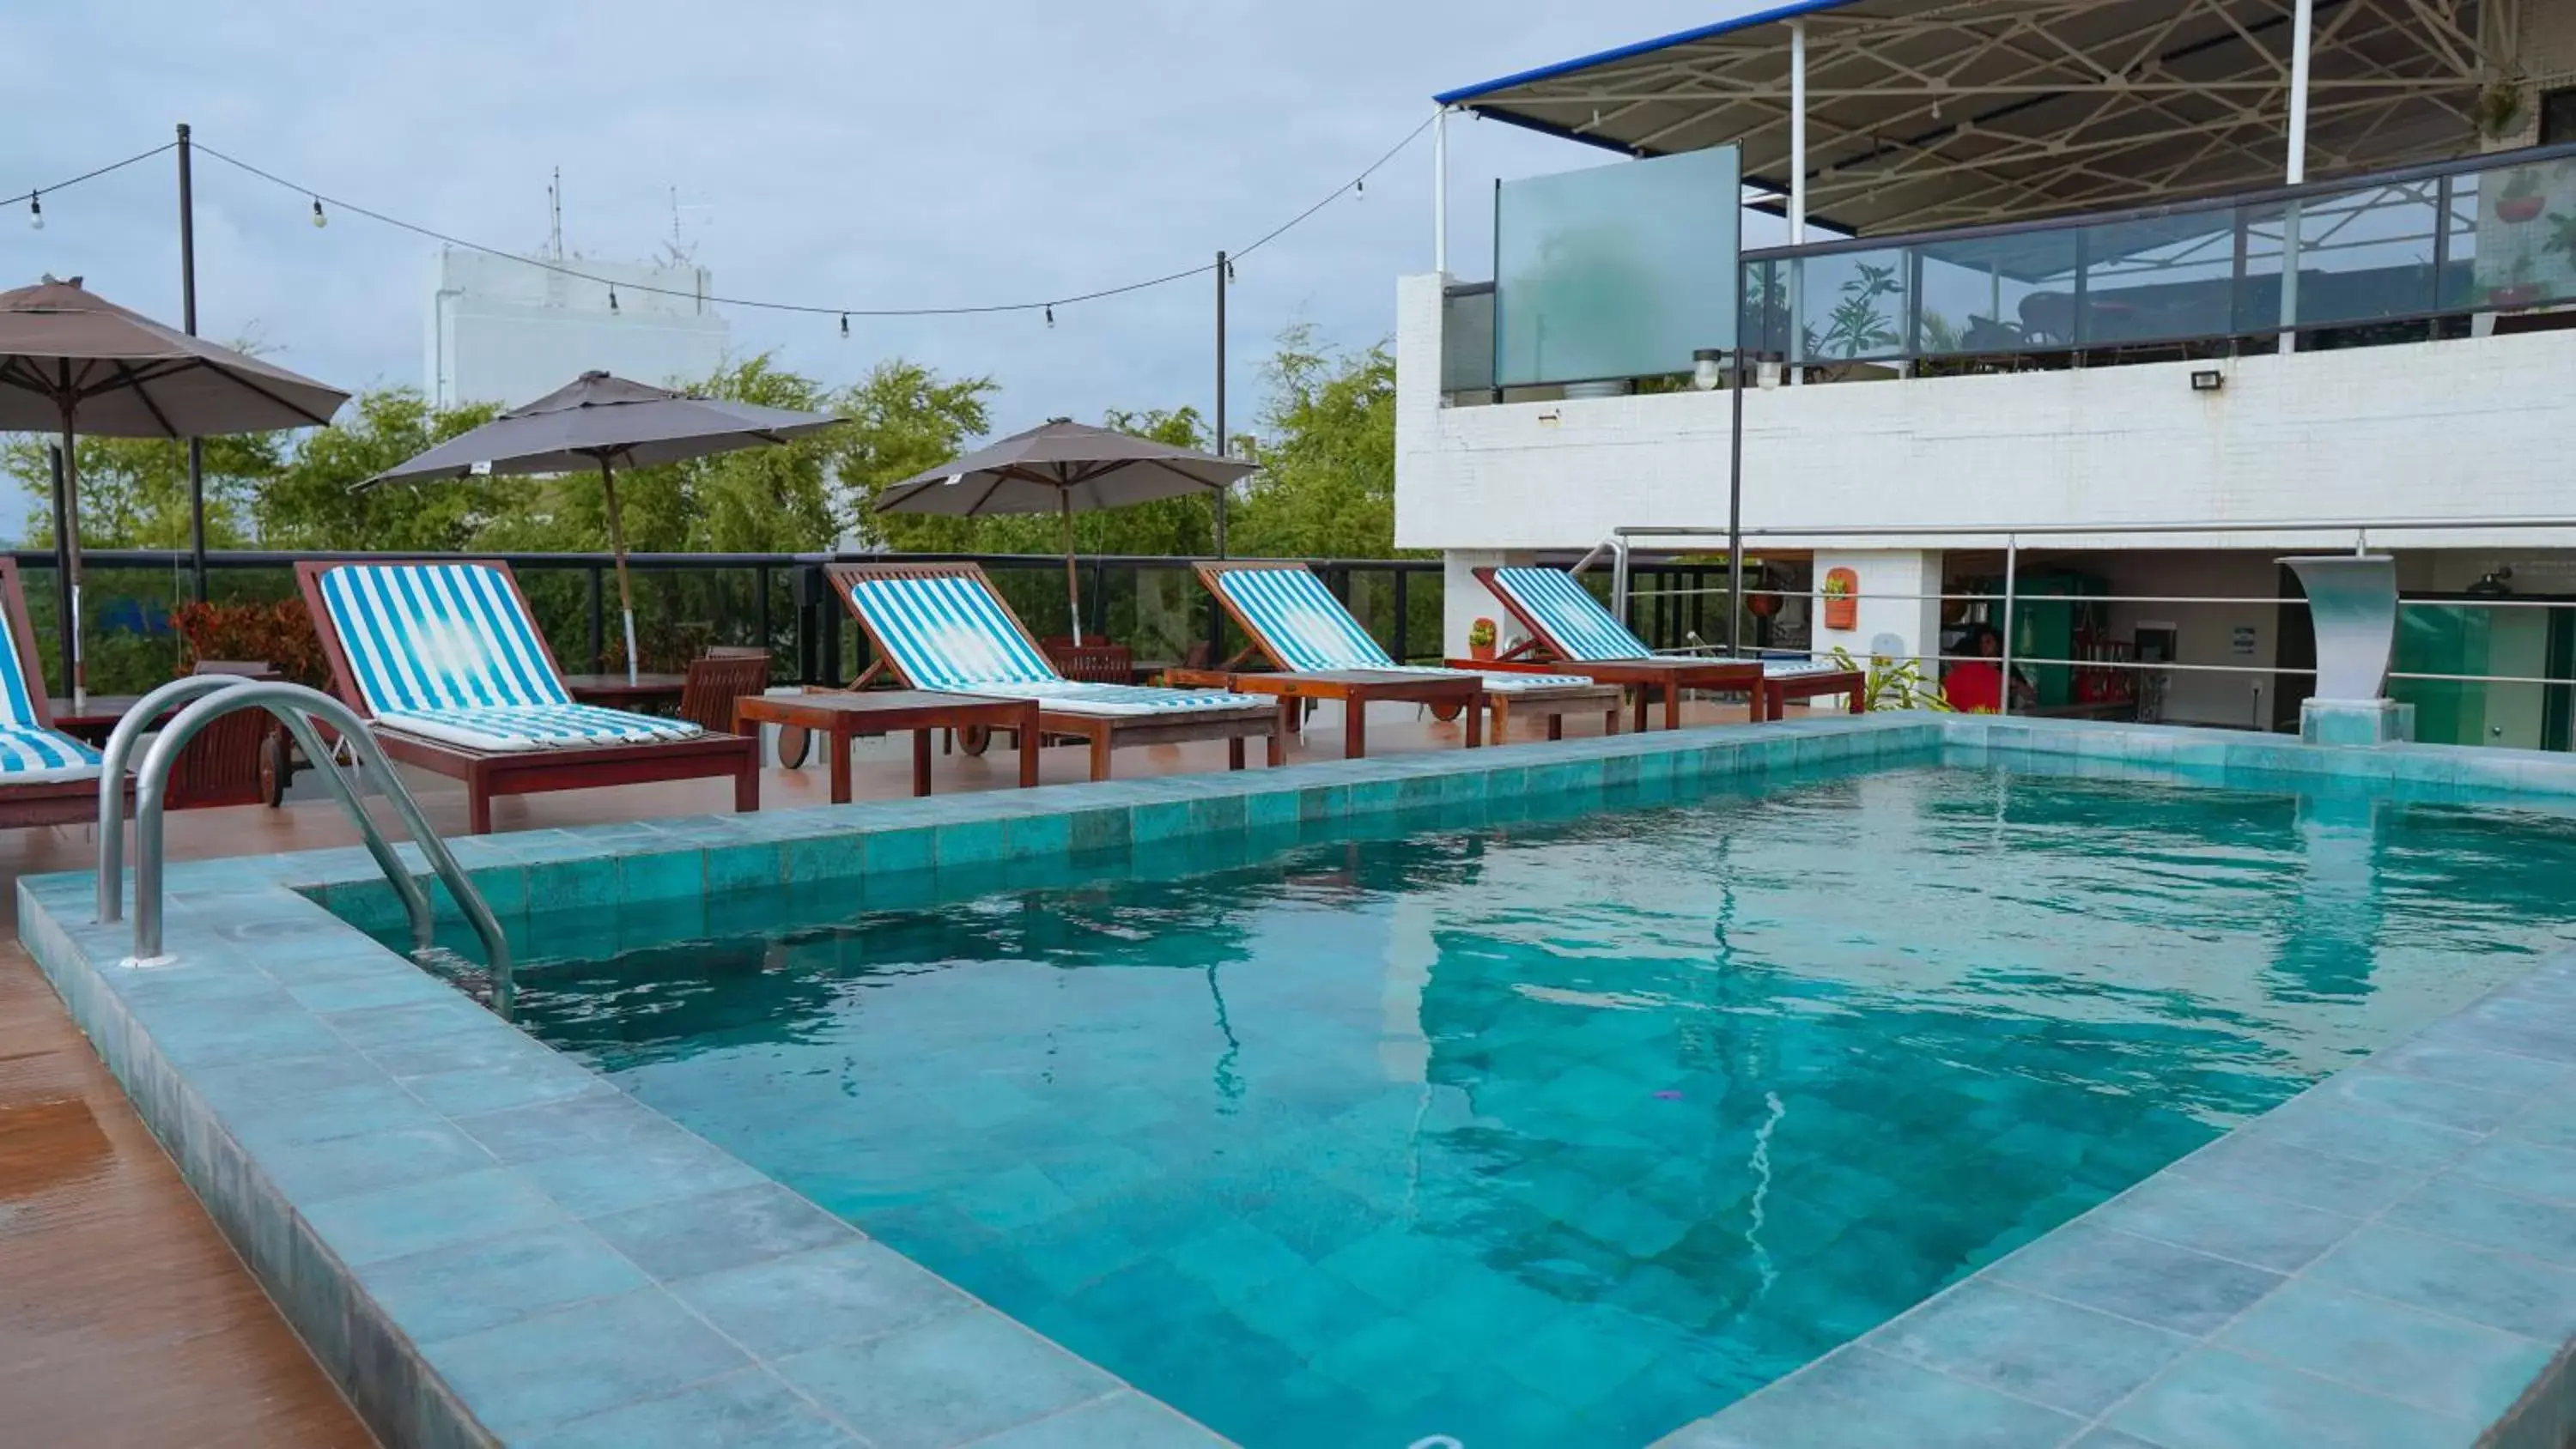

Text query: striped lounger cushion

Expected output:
[1213,568,1591,694]
[0,596,100,783]
[842,575,1264,718]
[1490,567,1844,680]
[319,563,703,753]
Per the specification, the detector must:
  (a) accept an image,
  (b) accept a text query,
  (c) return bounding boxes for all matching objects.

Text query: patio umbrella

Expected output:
[0,276,349,708]
[873,418,1255,646]
[362,370,843,682]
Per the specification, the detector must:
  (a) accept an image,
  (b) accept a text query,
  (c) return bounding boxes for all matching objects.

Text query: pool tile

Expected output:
[2451,1137,2576,1204]
[395,1049,605,1119]
[705,840,787,894]
[585,1179,855,1280]
[2105,1346,2467,1449]
[2383,1176,2576,1265]
[221,1080,442,1149]
[514,1132,769,1219]
[1868,1279,2190,1417]
[2166,1131,2428,1216]
[304,1166,569,1264]
[261,1120,499,1203]
[520,1369,858,1449]
[1989,1224,2282,1336]
[422,1287,750,1439]
[454,1086,687,1165]
[2309,1223,2576,1341]
[671,1239,965,1360]
[318,996,493,1052]
[361,1222,650,1343]
[2083,1173,2361,1273]
[773,1307,1122,1449]
[2376,1036,2573,1098]
[2316,1069,2526,1135]
[1668,1346,2081,1449]
[2213,1277,2551,1421]
[2235,1091,2482,1174]
[617,847,706,902]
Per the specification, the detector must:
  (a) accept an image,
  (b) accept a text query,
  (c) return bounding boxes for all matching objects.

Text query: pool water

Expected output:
[500,764,2576,1447]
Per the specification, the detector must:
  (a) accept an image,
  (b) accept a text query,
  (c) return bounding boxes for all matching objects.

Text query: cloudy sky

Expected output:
[1,0,1763,531]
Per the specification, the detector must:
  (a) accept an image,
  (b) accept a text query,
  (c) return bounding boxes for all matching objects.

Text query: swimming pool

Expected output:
[475,760,2576,1448]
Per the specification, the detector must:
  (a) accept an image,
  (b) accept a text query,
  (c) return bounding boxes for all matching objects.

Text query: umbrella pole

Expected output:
[598,458,640,686]
[1061,492,1082,648]
[58,405,82,712]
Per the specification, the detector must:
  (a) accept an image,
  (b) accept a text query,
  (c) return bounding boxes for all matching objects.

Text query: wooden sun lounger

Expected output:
[822,561,1285,781]
[296,560,758,834]
[0,559,120,830]
[1194,560,1623,750]
[1472,566,1866,725]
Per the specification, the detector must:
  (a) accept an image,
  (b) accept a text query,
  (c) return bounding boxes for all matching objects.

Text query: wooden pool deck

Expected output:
[0,698,1753,1444]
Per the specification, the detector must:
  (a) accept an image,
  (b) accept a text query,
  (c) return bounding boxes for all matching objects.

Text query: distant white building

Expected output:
[424,246,729,409]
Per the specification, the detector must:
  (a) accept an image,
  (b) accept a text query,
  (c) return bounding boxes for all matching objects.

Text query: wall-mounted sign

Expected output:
[2232,625,2257,657]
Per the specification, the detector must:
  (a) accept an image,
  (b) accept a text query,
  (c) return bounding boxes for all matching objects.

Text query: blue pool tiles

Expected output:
[22,709,2576,1446]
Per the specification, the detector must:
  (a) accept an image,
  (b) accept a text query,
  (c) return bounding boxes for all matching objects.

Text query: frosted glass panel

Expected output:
[1495,146,1740,387]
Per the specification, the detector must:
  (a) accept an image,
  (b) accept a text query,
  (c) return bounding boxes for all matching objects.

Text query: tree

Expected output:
[1231,327,1397,560]
[252,388,501,552]
[1,431,281,549]
[833,360,999,551]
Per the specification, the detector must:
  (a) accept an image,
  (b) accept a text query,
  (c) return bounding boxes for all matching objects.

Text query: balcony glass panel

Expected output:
[2238,182,2442,330]
[1440,287,1494,394]
[1915,231,2078,355]
[2446,155,2576,312]
[1795,247,1909,363]
[1493,145,1741,387]
[1741,258,1791,358]
[2075,211,2238,348]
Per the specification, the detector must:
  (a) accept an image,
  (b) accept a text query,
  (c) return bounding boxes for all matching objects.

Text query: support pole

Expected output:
[1432,106,1449,275]
[1061,491,1083,648]
[1213,249,1229,559]
[47,445,71,694]
[1998,536,2020,719]
[2280,0,2314,355]
[597,457,639,685]
[59,403,84,712]
[1727,349,1747,659]
[1789,21,1808,383]
[177,122,207,602]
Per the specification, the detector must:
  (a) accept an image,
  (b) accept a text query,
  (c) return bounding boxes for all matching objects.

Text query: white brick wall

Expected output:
[1394,273,2576,556]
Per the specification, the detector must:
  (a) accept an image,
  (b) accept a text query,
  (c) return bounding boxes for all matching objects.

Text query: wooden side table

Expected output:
[734,690,1042,802]
[1168,667,1486,758]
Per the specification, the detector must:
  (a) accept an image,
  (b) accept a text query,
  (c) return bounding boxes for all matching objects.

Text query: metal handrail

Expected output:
[107,681,513,1015]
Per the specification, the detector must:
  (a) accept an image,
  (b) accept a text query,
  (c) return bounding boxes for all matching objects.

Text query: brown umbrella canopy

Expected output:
[0,276,349,706]
[876,419,1255,645]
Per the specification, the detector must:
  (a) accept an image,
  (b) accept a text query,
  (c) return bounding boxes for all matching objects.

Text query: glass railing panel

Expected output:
[2238,180,2443,330]
[2075,210,2239,348]
[1440,287,1495,394]
[2445,155,2576,312]
[1741,258,1790,358]
[1795,246,1910,363]
[1916,230,2078,355]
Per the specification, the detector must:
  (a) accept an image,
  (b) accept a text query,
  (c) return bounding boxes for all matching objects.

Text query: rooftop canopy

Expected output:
[1437,0,2510,236]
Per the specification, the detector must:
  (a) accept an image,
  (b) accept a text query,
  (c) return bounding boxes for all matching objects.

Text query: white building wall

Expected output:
[1394,273,2576,557]
[425,248,730,409]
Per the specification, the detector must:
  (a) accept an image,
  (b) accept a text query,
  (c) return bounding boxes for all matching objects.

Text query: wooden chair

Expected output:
[677,650,772,735]
[1041,638,1138,684]
[166,661,294,809]
[0,558,115,830]
[296,560,758,834]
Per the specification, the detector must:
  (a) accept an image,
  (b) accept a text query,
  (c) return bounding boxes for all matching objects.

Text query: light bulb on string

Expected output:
[1224,259,1236,282]
[839,312,850,339]
[311,196,327,228]
[1354,178,1364,197]
[1044,305,1054,328]
[27,192,40,231]
[608,284,619,315]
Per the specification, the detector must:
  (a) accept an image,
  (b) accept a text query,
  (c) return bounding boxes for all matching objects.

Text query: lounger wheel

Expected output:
[957,724,993,756]
[258,731,291,809]
[1429,702,1465,723]
[775,724,811,770]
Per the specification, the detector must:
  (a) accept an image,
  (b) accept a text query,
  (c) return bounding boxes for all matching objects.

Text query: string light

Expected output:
[310,196,327,227]
[1224,258,1236,282]
[607,283,619,315]
[176,114,1433,326]
[27,191,39,231]
[839,312,849,338]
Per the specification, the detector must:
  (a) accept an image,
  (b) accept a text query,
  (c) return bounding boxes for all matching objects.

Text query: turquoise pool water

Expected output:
[497,763,2576,1447]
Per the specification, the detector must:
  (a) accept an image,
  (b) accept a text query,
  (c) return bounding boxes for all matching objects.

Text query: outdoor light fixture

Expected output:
[607,284,619,316]
[839,312,849,339]
[310,197,326,228]
[2190,368,2225,392]
[1692,349,1727,391]
[27,192,39,230]
[1044,305,1055,327]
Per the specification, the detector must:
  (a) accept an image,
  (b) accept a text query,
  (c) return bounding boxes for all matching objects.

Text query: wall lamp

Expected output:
[2190,368,2226,392]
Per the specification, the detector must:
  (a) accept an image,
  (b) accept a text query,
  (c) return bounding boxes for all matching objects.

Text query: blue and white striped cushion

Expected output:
[320,564,701,752]
[0,722,100,781]
[844,576,1061,690]
[1489,567,1653,663]
[1212,568,1591,694]
[990,680,1265,718]
[0,586,100,779]
[374,703,700,754]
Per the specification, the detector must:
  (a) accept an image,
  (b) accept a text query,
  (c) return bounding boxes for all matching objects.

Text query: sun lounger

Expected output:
[0,559,108,828]
[1476,566,1865,724]
[297,560,757,832]
[1190,561,1623,751]
[823,561,1284,780]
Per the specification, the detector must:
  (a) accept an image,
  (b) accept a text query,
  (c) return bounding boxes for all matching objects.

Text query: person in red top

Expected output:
[1944,625,2006,713]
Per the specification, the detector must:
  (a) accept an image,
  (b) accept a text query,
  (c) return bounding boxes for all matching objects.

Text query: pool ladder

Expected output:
[93,677,514,1015]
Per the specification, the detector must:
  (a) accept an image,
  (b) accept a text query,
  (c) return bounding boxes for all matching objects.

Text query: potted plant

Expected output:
[2498,167,2547,225]
[1826,646,1956,713]
[1467,617,1498,661]
[1820,568,1859,632]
